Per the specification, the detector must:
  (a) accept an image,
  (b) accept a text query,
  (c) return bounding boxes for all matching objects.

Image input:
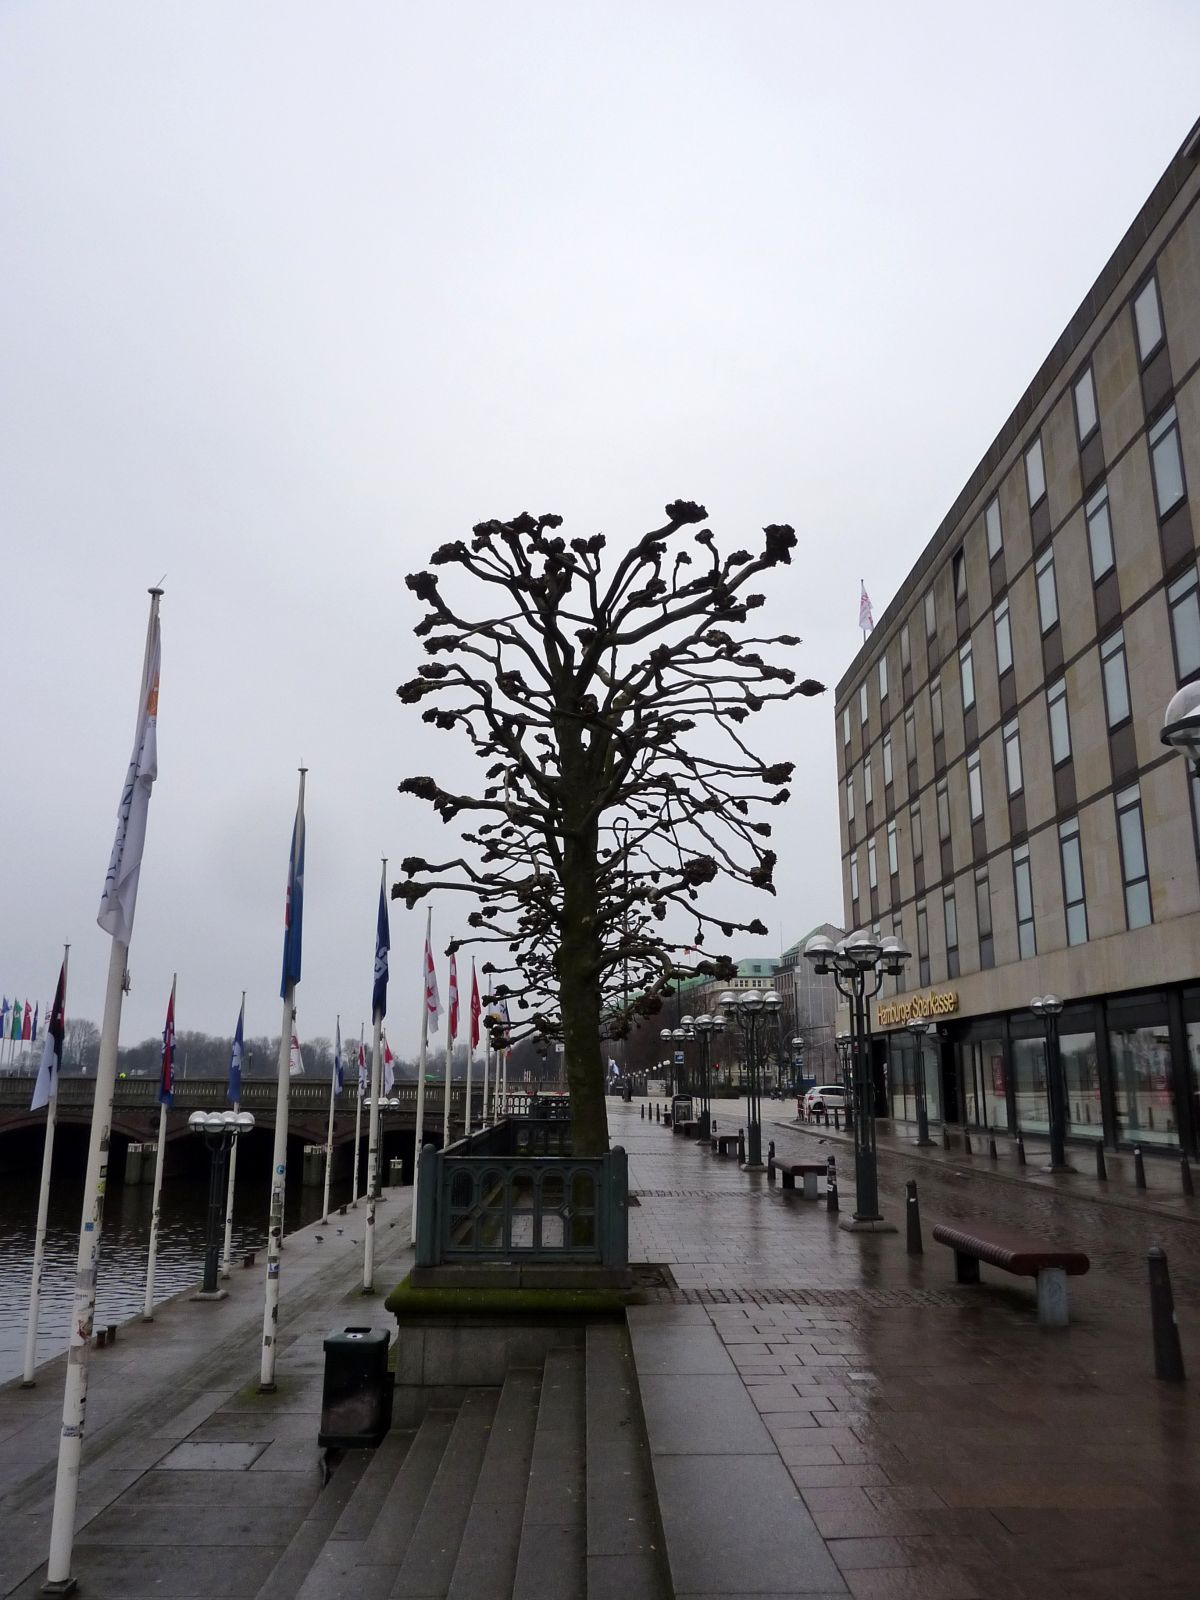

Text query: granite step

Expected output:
[512,1346,586,1600]
[359,1407,460,1569]
[446,1368,542,1600]
[584,1324,670,1600]
[390,1389,500,1598]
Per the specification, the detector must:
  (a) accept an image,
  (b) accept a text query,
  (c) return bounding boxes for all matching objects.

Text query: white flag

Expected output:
[98,611,162,944]
[382,1033,395,1095]
[858,582,874,633]
[289,1032,305,1077]
[424,933,443,1032]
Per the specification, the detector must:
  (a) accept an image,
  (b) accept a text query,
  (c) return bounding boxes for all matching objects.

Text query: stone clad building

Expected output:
[835,118,1200,1155]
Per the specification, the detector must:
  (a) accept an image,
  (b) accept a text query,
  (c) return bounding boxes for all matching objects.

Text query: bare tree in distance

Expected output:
[395,502,824,1154]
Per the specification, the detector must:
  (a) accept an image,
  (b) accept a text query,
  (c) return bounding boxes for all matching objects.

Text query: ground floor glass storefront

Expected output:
[882,984,1200,1156]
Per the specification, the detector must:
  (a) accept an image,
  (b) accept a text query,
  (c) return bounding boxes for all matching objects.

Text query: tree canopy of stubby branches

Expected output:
[394,501,823,1154]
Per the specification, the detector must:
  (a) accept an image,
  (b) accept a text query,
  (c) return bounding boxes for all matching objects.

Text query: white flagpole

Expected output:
[442,957,453,1148]
[351,1023,363,1206]
[465,966,474,1136]
[322,1014,339,1224]
[142,972,174,1321]
[221,990,246,1280]
[45,590,161,1594]
[23,944,68,1387]
[483,1033,491,1128]
[364,864,386,1293]
[259,766,305,1394]
[411,906,433,1245]
[502,1040,509,1111]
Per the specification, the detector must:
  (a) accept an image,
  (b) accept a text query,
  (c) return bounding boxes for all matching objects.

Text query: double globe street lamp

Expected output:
[804,931,910,1228]
[906,1016,935,1147]
[188,1109,255,1297]
[718,987,781,1168]
[1030,994,1071,1171]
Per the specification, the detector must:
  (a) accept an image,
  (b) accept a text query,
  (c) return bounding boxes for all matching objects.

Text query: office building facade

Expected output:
[835,120,1200,1155]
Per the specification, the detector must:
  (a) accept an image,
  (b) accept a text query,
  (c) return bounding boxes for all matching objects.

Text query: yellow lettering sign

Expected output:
[876,990,959,1028]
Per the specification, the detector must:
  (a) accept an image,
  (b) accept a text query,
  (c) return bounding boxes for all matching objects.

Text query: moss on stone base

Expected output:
[385,1273,630,1319]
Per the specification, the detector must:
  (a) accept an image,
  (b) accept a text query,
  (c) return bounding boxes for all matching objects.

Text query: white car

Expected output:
[802,1084,849,1118]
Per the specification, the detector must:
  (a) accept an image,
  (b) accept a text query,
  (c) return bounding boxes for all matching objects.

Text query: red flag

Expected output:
[21,1001,32,1041]
[159,977,176,1105]
[423,930,443,1029]
[470,960,481,1050]
[448,953,459,1040]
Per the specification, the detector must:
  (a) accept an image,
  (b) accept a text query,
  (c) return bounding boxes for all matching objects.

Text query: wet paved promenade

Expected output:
[621,1101,1200,1600]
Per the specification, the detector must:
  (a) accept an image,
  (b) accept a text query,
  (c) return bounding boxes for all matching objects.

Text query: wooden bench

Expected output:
[932,1222,1090,1327]
[711,1133,740,1158]
[780,1162,826,1199]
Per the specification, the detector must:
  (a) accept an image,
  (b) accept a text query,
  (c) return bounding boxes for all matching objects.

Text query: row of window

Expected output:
[851,781,1155,987]
[843,269,1186,745]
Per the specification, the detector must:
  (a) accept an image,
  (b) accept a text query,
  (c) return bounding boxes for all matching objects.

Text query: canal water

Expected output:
[0,1164,358,1386]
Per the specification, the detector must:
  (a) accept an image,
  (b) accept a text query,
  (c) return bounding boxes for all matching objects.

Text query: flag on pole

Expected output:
[334,1018,344,1096]
[12,1000,22,1040]
[382,1033,395,1095]
[97,606,162,944]
[159,979,176,1105]
[31,961,67,1111]
[31,1004,39,1043]
[280,788,306,997]
[858,581,874,633]
[228,998,244,1102]
[0,998,8,1035]
[289,1032,305,1077]
[500,998,512,1061]
[470,961,481,1050]
[372,879,389,1021]
[357,1037,367,1095]
[424,931,443,1032]
[22,1003,33,1042]
[448,953,459,1040]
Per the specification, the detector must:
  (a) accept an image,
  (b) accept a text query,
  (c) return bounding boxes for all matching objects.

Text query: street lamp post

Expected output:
[719,988,781,1168]
[693,1012,721,1139]
[1161,683,1200,769]
[804,933,910,1228]
[1031,995,1070,1171]
[188,1110,254,1297]
[906,1017,935,1147]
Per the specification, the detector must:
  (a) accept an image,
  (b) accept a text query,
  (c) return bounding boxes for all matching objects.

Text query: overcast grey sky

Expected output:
[1,2,1197,1055]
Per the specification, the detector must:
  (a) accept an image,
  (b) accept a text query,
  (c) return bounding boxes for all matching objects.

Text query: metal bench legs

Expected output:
[1036,1267,1070,1328]
[953,1250,980,1285]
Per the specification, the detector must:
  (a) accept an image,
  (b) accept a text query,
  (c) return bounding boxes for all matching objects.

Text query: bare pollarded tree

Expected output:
[394,501,823,1154]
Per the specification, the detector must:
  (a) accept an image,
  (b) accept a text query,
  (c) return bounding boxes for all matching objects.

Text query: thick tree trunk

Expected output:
[558,834,609,1156]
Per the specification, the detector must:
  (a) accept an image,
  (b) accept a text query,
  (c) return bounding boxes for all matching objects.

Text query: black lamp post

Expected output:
[719,987,781,1168]
[804,933,910,1227]
[188,1109,254,1296]
[1031,994,1071,1171]
[693,1011,721,1138]
[906,1017,935,1147]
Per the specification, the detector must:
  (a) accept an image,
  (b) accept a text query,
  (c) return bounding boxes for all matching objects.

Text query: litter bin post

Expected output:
[319,1326,392,1448]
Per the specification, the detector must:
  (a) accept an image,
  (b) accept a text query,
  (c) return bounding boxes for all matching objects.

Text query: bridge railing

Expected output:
[0,1075,477,1115]
[414,1119,628,1269]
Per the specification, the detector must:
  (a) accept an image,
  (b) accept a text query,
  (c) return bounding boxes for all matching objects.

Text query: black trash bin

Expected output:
[318,1326,392,1448]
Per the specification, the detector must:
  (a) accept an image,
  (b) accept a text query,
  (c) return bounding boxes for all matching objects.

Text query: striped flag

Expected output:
[228,998,244,1102]
[159,979,176,1105]
[470,961,481,1050]
[31,962,67,1111]
[448,953,459,1040]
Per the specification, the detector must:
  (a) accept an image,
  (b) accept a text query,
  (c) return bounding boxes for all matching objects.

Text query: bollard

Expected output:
[1017,1132,1026,1167]
[738,1128,746,1165]
[988,1135,998,1161]
[1135,1147,1147,1190]
[833,1107,841,1132]
[1148,1247,1185,1382]
[640,1103,645,1120]
[655,1103,661,1122]
[964,1130,972,1155]
[826,1155,839,1214]
[942,1126,951,1151]
[767,1141,776,1184]
[905,1179,923,1255]
[1095,1141,1107,1182]
[1182,1155,1194,1198]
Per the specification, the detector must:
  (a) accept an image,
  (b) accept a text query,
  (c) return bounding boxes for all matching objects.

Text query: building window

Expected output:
[959,640,975,711]
[1025,435,1046,508]
[1085,484,1115,580]
[953,548,967,604]
[1149,405,1186,518]
[1169,564,1200,683]
[887,818,898,876]
[1073,366,1098,443]
[900,622,911,671]
[1100,629,1131,729]
[850,853,859,903]
[930,676,944,741]
[1047,677,1071,766]
[882,733,893,788]
[863,755,873,809]
[1002,717,1023,796]
[925,589,937,640]
[944,887,959,978]
[878,655,888,700]
[867,838,878,891]
[916,900,930,987]
[904,706,916,768]
[975,866,994,969]
[847,772,854,821]
[1035,546,1059,633]
[1116,785,1152,930]
[1133,275,1164,362]
[859,682,869,725]
[910,802,923,860]
[1013,843,1036,959]
[985,495,1002,560]
[967,750,983,822]
[842,706,851,746]
[994,598,1013,676]
[936,779,951,842]
[1059,818,1088,946]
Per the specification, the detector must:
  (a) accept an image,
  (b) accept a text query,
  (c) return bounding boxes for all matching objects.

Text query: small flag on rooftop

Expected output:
[858,581,874,635]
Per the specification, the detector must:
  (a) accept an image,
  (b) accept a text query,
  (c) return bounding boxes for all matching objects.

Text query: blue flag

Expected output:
[280,785,306,998]
[228,998,244,1103]
[372,879,390,1021]
[334,1017,344,1096]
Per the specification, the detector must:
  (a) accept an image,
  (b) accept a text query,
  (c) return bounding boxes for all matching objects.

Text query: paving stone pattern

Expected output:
[622,1100,1200,1600]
